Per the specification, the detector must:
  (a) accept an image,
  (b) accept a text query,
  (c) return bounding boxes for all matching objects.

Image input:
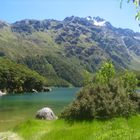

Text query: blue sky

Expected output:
[0,0,140,32]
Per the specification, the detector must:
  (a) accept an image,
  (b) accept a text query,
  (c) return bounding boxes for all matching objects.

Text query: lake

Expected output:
[0,88,80,131]
[137,89,140,93]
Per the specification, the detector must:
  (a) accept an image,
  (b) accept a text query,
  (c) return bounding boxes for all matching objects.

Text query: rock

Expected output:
[0,90,6,96]
[0,131,22,140]
[43,87,52,92]
[0,20,9,28]
[36,107,57,120]
[32,89,38,93]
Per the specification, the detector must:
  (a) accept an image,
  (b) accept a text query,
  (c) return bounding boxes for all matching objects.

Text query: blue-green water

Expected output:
[0,88,80,131]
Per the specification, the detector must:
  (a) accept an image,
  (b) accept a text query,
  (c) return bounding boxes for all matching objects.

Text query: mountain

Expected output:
[0,16,140,86]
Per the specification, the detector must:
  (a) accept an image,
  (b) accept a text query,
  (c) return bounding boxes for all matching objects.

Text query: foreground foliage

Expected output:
[60,62,139,120]
[134,71,140,87]
[14,115,140,140]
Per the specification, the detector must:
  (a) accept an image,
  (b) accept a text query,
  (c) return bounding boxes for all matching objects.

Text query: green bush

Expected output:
[121,71,138,94]
[60,62,138,120]
[129,93,140,112]
[60,80,137,120]
[135,71,140,87]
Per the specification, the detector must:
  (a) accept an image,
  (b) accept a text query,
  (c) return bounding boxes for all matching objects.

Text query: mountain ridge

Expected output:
[0,16,140,86]
[2,16,140,33]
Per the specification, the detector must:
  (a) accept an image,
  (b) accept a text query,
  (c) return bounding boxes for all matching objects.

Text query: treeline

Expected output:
[18,55,71,87]
[18,55,140,88]
[0,58,47,93]
[17,55,84,87]
[0,56,139,95]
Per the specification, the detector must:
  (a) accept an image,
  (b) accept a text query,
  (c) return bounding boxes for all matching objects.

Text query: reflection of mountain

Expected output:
[0,16,140,86]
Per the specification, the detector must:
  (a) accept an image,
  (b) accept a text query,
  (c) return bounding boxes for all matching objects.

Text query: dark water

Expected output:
[0,88,80,131]
[137,89,140,93]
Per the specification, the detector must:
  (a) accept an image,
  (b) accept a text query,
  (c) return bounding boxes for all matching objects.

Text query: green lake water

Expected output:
[0,88,80,131]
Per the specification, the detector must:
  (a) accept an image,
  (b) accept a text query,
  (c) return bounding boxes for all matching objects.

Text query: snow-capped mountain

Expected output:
[86,16,106,26]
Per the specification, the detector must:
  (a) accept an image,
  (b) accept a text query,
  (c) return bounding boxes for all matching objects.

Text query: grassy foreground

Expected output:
[13,115,140,140]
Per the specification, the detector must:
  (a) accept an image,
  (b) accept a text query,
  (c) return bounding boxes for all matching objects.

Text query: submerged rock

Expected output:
[36,107,57,120]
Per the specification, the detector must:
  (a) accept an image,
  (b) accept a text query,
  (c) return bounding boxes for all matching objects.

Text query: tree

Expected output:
[60,62,138,120]
[96,62,115,85]
[0,58,47,93]
[121,0,140,20]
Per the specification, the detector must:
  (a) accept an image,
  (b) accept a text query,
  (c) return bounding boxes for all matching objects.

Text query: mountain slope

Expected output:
[0,16,140,86]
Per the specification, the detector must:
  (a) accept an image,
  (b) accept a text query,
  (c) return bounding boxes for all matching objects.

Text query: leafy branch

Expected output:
[121,0,140,20]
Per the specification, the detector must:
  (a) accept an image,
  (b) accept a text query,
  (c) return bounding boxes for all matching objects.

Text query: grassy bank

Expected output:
[13,115,140,140]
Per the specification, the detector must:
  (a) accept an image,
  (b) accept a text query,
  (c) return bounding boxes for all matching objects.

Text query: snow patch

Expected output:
[86,16,93,21]
[134,36,140,40]
[93,20,106,27]
[86,16,106,27]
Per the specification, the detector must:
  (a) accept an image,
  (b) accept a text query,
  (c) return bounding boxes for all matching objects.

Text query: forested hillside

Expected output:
[0,58,47,93]
[0,16,140,86]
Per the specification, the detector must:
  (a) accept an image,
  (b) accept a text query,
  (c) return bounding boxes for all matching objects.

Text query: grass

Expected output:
[13,115,140,140]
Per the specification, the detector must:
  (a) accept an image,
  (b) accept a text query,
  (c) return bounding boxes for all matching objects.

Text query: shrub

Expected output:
[121,71,138,94]
[60,79,137,120]
[129,93,140,112]
[60,62,138,120]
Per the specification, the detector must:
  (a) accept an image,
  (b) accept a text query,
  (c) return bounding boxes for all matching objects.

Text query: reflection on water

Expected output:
[137,89,140,93]
[0,88,80,131]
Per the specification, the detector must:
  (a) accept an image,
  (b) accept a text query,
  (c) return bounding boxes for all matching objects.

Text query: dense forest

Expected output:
[0,58,47,93]
[0,57,139,94]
